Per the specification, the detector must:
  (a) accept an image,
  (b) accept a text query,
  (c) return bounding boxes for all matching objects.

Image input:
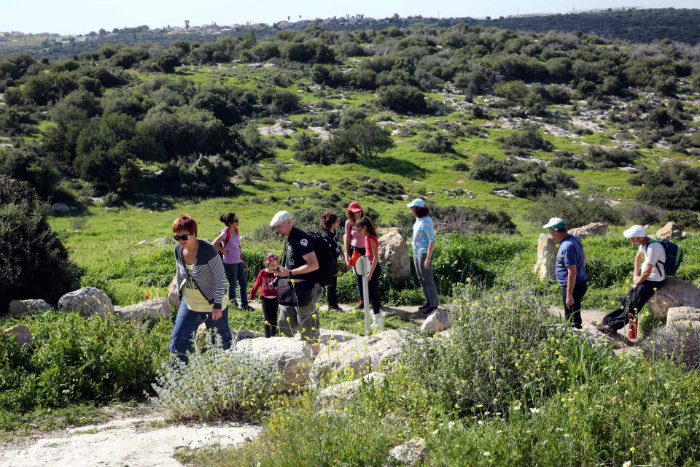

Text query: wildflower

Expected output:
[530,408,540,414]
[630,447,635,453]
[483,452,490,456]
[145,294,149,299]
[622,462,631,467]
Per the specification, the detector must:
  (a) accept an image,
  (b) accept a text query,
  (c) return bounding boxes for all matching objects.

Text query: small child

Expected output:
[249,253,280,338]
[354,216,383,331]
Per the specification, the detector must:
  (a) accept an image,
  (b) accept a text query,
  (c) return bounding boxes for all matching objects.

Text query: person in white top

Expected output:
[597,225,667,334]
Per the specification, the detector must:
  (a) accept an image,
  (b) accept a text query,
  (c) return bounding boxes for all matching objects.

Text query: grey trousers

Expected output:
[278,282,322,341]
[414,252,439,307]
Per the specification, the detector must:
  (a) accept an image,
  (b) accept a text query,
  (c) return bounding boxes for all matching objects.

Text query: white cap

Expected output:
[623,225,646,239]
[542,217,566,230]
[269,211,292,227]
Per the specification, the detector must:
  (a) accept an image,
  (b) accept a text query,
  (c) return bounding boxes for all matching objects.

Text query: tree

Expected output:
[157,54,180,73]
[377,85,426,113]
[339,120,394,159]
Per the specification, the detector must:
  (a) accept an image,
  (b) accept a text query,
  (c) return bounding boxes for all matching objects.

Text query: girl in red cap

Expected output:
[249,253,280,337]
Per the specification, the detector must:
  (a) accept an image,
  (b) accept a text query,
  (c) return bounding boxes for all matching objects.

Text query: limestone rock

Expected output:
[168,276,179,306]
[674,320,700,330]
[569,222,608,238]
[319,329,357,346]
[316,372,386,404]
[58,287,114,317]
[666,306,700,323]
[421,308,450,332]
[388,437,427,466]
[534,233,559,281]
[235,337,314,387]
[310,330,405,387]
[8,299,53,317]
[3,324,33,349]
[655,222,681,240]
[378,228,410,284]
[236,330,256,341]
[153,237,176,246]
[114,298,171,321]
[648,278,700,319]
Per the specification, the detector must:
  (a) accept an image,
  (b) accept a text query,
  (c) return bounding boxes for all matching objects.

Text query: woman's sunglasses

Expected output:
[173,234,191,241]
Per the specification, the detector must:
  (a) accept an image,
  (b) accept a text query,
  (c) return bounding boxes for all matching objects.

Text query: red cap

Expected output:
[348,202,363,212]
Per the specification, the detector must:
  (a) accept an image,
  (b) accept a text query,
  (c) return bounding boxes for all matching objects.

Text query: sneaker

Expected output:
[242,305,254,312]
[327,305,343,312]
[418,303,431,311]
[372,313,384,332]
[354,301,364,310]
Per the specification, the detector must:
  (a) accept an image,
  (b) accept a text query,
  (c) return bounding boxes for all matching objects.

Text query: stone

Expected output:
[3,324,33,349]
[114,298,171,321]
[8,299,53,317]
[666,306,700,323]
[421,308,450,332]
[167,276,179,306]
[52,203,70,213]
[672,320,700,330]
[310,330,405,387]
[534,233,559,281]
[655,222,682,240]
[235,337,314,387]
[250,197,260,204]
[316,372,386,404]
[153,237,176,246]
[319,329,357,346]
[58,287,114,318]
[388,437,427,466]
[569,222,608,238]
[236,330,256,341]
[137,240,153,246]
[648,278,700,320]
[378,228,411,285]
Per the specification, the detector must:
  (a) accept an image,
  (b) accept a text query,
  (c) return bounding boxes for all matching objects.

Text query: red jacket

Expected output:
[249,269,278,299]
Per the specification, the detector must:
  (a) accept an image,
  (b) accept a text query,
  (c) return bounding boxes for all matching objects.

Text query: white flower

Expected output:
[530,408,540,414]
[622,462,631,467]
[447,421,455,429]
[483,452,490,456]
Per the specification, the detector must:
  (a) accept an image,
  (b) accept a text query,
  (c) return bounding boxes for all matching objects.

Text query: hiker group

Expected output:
[544,217,682,337]
[168,199,438,362]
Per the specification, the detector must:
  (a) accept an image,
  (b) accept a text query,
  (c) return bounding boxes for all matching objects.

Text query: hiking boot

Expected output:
[354,300,364,310]
[421,306,437,316]
[242,305,254,312]
[418,303,431,311]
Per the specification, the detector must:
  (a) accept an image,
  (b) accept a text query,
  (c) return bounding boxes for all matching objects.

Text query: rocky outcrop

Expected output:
[378,228,411,284]
[666,306,700,324]
[168,276,179,306]
[58,287,114,318]
[310,330,405,387]
[534,233,558,280]
[114,298,171,321]
[655,222,681,240]
[421,308,450,332]
[235,337,314,387]
[388,437,427,466]
[648,278,700,320]
[3,324,33,349]
[8,299,53,317]
[569,222,608,238]
[153,237,176,246]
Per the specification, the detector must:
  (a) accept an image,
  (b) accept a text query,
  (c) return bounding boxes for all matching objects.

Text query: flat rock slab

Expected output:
[0,415,261,467]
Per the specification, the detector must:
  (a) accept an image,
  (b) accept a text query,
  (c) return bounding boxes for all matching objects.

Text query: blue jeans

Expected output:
[223,262,248,306]
[169,301,232,364]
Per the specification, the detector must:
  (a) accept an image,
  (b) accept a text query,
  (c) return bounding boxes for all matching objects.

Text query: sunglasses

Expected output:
[173,234,191,241]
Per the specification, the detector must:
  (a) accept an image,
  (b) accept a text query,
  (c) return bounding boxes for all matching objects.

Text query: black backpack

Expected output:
[306,231,335,287]
[646,237,683,276]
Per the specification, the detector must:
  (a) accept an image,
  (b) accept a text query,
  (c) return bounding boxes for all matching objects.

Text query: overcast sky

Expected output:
[1,0,697,35]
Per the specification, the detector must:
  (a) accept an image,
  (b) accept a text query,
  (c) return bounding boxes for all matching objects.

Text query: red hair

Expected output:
[173,215,197,236]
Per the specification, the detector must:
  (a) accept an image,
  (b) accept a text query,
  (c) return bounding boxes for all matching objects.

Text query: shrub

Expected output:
[662,210,700,230]
[416,133,455,153]
[642,324,700,371]
[585,146,640,169]
[151,337,283,422]
[633,162,700,211]
[469,154,516,183]
[394,206,517,236]
[506,167,577,200]
[548,151,588,170]
[377,85,426,113]
[498,129,554,152]
[527,192,623,229]
[622,202,662,226]
[0,177,81,313]
[452,161,469,172]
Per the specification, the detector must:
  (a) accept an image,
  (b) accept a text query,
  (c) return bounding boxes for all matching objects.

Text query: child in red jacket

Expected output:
[249,253,280,338]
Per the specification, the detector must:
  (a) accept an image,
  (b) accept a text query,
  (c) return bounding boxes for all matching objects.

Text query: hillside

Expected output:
[0,8,697,61]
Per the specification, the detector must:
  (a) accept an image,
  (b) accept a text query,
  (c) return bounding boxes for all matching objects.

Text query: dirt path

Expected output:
[0,414,261,467]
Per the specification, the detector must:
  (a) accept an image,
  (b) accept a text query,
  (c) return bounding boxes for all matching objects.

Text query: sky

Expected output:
[0,0,697,35]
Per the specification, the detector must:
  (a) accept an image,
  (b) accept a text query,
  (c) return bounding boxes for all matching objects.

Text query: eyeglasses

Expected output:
[173,234,191,241]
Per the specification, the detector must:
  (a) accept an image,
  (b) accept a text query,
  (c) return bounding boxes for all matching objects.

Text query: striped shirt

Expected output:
[174,240,227,309]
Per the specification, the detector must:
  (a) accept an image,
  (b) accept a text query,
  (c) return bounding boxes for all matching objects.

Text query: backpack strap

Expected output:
[643,238,665,277]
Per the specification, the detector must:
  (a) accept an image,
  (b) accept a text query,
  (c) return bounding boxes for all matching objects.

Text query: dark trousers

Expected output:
[368,263,382,315]
[349,245,366,302]
[327,275,339,308]
[561,281,587,329]
[602,279,666,331]
[261,297,279,338]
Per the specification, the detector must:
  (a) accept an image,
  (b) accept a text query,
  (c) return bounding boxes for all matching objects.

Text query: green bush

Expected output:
[0,177,81,313]
[527,192,623,229]
[393,206,518,236]
[0,311,170,412]
[377,85,426,113]
[416,133,455,153]
[151,337,283,422]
